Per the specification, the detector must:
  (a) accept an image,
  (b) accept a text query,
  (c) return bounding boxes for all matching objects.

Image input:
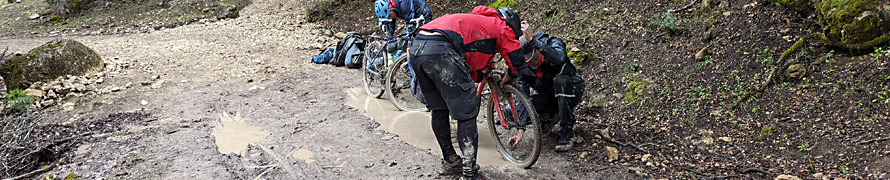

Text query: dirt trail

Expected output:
[1,0,636,179]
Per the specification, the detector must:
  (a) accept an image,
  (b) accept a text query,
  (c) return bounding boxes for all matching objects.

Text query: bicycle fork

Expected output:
[476,80,520,129]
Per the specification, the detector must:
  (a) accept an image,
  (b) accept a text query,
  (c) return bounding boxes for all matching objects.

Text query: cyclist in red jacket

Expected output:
[409,6,533,180]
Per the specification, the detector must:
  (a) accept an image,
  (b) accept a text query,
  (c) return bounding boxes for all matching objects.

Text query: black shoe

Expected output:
[438,156,461,175]
[460,171,487,180]
[555,128,574,152]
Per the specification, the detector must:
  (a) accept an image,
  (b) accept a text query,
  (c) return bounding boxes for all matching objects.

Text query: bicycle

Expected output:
[384,17,427,112]
[476,57,542,168]
[362,18,398,99]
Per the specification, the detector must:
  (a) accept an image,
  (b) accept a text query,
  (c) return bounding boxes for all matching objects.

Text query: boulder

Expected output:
[786,64,807,79]
[49,0,95,17]
[0,39,104,90]
[813,0,890,50]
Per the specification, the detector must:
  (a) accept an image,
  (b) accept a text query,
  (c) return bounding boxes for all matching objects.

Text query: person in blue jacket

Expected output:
[374,0,432,37]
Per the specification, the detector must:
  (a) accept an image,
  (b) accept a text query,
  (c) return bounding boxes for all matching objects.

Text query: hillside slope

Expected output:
[317,0,890,178]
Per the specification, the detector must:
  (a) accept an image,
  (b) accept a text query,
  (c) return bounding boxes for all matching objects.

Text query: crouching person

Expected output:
[513,21,586,152]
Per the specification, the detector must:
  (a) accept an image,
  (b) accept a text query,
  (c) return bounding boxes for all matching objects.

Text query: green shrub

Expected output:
[3,89,34,112]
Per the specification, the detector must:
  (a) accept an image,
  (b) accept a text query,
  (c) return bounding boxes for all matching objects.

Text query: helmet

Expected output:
[496,7,522,39]
[375,0,393,19]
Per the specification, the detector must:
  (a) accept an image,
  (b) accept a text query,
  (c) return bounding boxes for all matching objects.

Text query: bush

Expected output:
[3,89,34,112]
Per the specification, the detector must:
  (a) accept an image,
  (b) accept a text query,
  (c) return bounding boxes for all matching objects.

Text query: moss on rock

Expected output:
[0,39,104,90]
[814,0,890,50]
[488,0,517,9]
[625,78,651,102]
[568,51,596,70]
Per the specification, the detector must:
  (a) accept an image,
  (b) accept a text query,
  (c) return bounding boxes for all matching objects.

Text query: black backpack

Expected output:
[332,32,365,68]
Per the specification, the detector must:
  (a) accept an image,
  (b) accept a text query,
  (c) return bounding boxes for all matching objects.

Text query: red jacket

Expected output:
[420,6,528,80]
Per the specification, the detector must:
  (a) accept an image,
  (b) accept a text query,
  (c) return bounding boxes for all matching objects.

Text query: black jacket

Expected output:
[519,33,580,93]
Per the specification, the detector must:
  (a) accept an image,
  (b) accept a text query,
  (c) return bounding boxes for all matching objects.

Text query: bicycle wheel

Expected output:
[483,84,541,168]
[363,40,386,98]
[385,54,428,112]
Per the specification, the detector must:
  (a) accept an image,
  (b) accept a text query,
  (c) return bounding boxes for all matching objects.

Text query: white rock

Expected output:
[41,99,54,106]
[140,100,148,105]
[25,89,44,98]
[151,80,164,89]
[74,83,86,92]
[29,14,39,20]
[46,90,57,99]
[62,102,75,111]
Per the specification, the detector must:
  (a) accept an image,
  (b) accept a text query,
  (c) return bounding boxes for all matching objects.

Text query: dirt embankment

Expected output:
[320,0,890,179]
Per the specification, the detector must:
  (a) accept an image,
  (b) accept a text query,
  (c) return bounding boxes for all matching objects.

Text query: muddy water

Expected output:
[211,113,269,156]
[345,88,526,172]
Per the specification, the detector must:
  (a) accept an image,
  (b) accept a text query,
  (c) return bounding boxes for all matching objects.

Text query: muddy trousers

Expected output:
[518,75,584,136]
[409,38,480,177]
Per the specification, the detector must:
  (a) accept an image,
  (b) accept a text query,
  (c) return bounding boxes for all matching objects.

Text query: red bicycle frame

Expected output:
[475,67,521,129]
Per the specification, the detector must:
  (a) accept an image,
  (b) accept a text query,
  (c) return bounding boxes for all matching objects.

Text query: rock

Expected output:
[695,46,709,61]
[46,90,57,99]
[25,88,44,98]
[580,151,589,158]
[722,11,732,16]
[628,167,644,175]
[151,80,164,89]
[62,102,75,111]
[0,39,104,90]
[95,78,104,84]
[74,83,86,92]
[605,146,619,162]
[140,100,148,105]
[710,110,722,116]
[813,1,890,50]
[719,137,732,142]
[883,151,890,155]
[782,35,793,41]
[29,14,40,20]
[786,64,806,79]
[813,173,824,179]
[41,99,54,106]
[0,76,6,94]
[775,174,802,180]
[216,3,240,19]
[696,130,715,147]
[335,32,346,39]
[641,154,652,162]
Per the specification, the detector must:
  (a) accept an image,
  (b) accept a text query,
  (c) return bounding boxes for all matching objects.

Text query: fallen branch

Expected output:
[593,166,618,172]
[860,136,890,144]
[2,163,54,180]
[596,129,654,154]
[17,132,93,163]
[729,37,809,110]
[668,0,700,13]
[1,47,8,60]
[741,167,775,177]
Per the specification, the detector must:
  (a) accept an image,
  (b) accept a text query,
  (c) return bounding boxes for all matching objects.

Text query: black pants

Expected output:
[409,38,480,176]
[517,75,585,131]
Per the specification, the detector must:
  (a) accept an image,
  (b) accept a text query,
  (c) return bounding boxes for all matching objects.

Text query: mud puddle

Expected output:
[345,88,526,172]
[212,112,269,156]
